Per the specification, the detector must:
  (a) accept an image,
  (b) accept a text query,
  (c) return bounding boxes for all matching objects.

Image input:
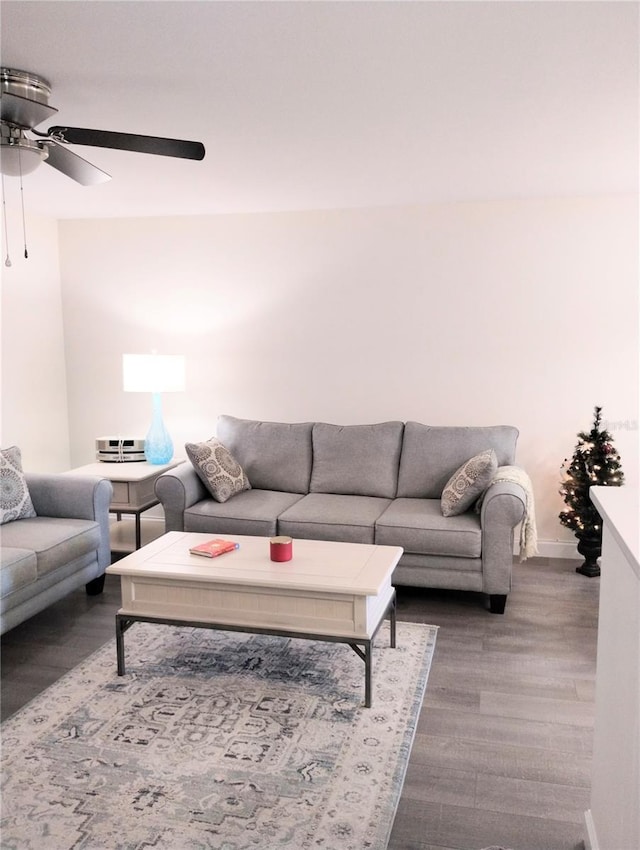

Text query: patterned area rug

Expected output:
[1,620,437,849]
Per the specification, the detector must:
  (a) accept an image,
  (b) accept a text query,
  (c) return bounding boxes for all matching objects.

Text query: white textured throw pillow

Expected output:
[185,437,251,503]
[1,446,37,525]
[441,449,498,517]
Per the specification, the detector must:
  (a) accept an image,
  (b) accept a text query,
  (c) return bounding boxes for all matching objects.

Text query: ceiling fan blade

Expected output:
[45,141,111,186]
[0,90,58,129]
[46,126,205,160]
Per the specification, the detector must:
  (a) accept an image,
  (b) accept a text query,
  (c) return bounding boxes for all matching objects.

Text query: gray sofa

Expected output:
[155,416,528,613]
[1,473,113,635]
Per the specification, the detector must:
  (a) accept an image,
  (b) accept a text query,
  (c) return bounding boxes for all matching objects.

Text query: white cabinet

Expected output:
[585,487,639,850]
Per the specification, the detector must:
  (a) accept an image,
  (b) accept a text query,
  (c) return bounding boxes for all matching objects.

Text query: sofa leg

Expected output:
[489,594,507,614]
[85,574,106,596]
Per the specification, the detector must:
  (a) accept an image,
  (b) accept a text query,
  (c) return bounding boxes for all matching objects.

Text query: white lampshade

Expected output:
[123,354,185,393]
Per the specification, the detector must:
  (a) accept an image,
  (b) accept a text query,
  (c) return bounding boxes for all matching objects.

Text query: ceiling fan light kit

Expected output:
[0,130,48,176]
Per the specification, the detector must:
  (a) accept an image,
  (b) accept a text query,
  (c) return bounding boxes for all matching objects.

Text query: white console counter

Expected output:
[585,486,639,850]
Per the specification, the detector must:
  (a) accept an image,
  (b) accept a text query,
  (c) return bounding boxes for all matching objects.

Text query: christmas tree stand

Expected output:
[576,534,602,577]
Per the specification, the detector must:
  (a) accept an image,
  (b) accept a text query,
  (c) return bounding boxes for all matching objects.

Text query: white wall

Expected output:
[57,196,639,551]
[1,210,70,472]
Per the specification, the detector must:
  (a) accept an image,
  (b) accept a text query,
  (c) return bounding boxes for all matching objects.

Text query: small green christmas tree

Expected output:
[559,406,624,576]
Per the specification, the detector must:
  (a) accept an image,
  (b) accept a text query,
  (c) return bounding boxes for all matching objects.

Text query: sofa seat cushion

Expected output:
[375,498,482,558]
[216,416,313,494]
[0,517,101,578]
[310,422,404,498]
[1,547,38,598]
[278,493,392,545]
[184,489,305,537]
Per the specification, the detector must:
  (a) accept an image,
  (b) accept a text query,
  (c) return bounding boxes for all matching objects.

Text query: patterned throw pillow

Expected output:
[185,438,251,503]
[1,446,37,525]
[441,449,498,517]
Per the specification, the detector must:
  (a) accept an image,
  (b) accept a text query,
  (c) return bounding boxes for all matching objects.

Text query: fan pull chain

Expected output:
[1,172,11,267]
[18,146,28,259]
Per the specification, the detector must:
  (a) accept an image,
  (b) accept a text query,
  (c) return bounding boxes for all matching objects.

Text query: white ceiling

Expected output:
[1,0,638,220]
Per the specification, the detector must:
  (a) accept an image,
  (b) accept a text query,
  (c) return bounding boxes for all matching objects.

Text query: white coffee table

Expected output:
[106,531,402,707]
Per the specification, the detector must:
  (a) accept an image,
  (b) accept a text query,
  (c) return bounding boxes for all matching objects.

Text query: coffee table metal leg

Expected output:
[389,593,397,649]
[116,615,125,675]
[364,639,372,708]
[134,514,142,550]
[348,642,371,706]
[116,614,136,676]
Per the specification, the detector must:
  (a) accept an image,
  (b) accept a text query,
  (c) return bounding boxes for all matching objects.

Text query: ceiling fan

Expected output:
[0,67,205,185]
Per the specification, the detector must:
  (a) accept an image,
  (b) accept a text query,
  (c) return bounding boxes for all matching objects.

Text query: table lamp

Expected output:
[123,353,185,464]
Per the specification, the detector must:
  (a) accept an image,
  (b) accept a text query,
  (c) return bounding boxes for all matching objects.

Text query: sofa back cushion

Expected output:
[216,415,313,494]
[310,421,404,499]
[397,422,519,498]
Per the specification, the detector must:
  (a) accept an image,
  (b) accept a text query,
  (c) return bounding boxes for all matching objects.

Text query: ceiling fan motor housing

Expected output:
[1,68,52,114]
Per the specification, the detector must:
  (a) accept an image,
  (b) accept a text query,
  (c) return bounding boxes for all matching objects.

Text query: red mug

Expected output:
[270,535,293,562]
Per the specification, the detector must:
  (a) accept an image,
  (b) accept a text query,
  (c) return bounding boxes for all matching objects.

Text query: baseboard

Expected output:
[584,809,600,850]
[515,538,580,560]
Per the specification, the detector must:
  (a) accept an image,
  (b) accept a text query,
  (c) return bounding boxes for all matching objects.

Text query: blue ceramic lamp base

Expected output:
[144,393,173,465]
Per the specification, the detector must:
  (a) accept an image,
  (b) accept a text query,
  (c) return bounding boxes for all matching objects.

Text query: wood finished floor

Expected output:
[1,556,598,850]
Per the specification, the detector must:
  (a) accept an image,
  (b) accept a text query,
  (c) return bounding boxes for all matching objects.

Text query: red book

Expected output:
[189,538,239,558]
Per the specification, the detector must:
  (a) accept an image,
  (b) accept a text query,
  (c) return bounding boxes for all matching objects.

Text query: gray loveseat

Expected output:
[1,473,113,635]
[156,416,528,613]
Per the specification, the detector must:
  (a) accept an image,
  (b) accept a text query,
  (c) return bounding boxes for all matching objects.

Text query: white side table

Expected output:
[67,461,183,552]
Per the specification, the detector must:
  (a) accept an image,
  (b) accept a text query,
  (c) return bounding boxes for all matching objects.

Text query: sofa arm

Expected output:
[480,479,527,596]
[155,463,207,532]
[26,473,113,521]
[25,473,114,570]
